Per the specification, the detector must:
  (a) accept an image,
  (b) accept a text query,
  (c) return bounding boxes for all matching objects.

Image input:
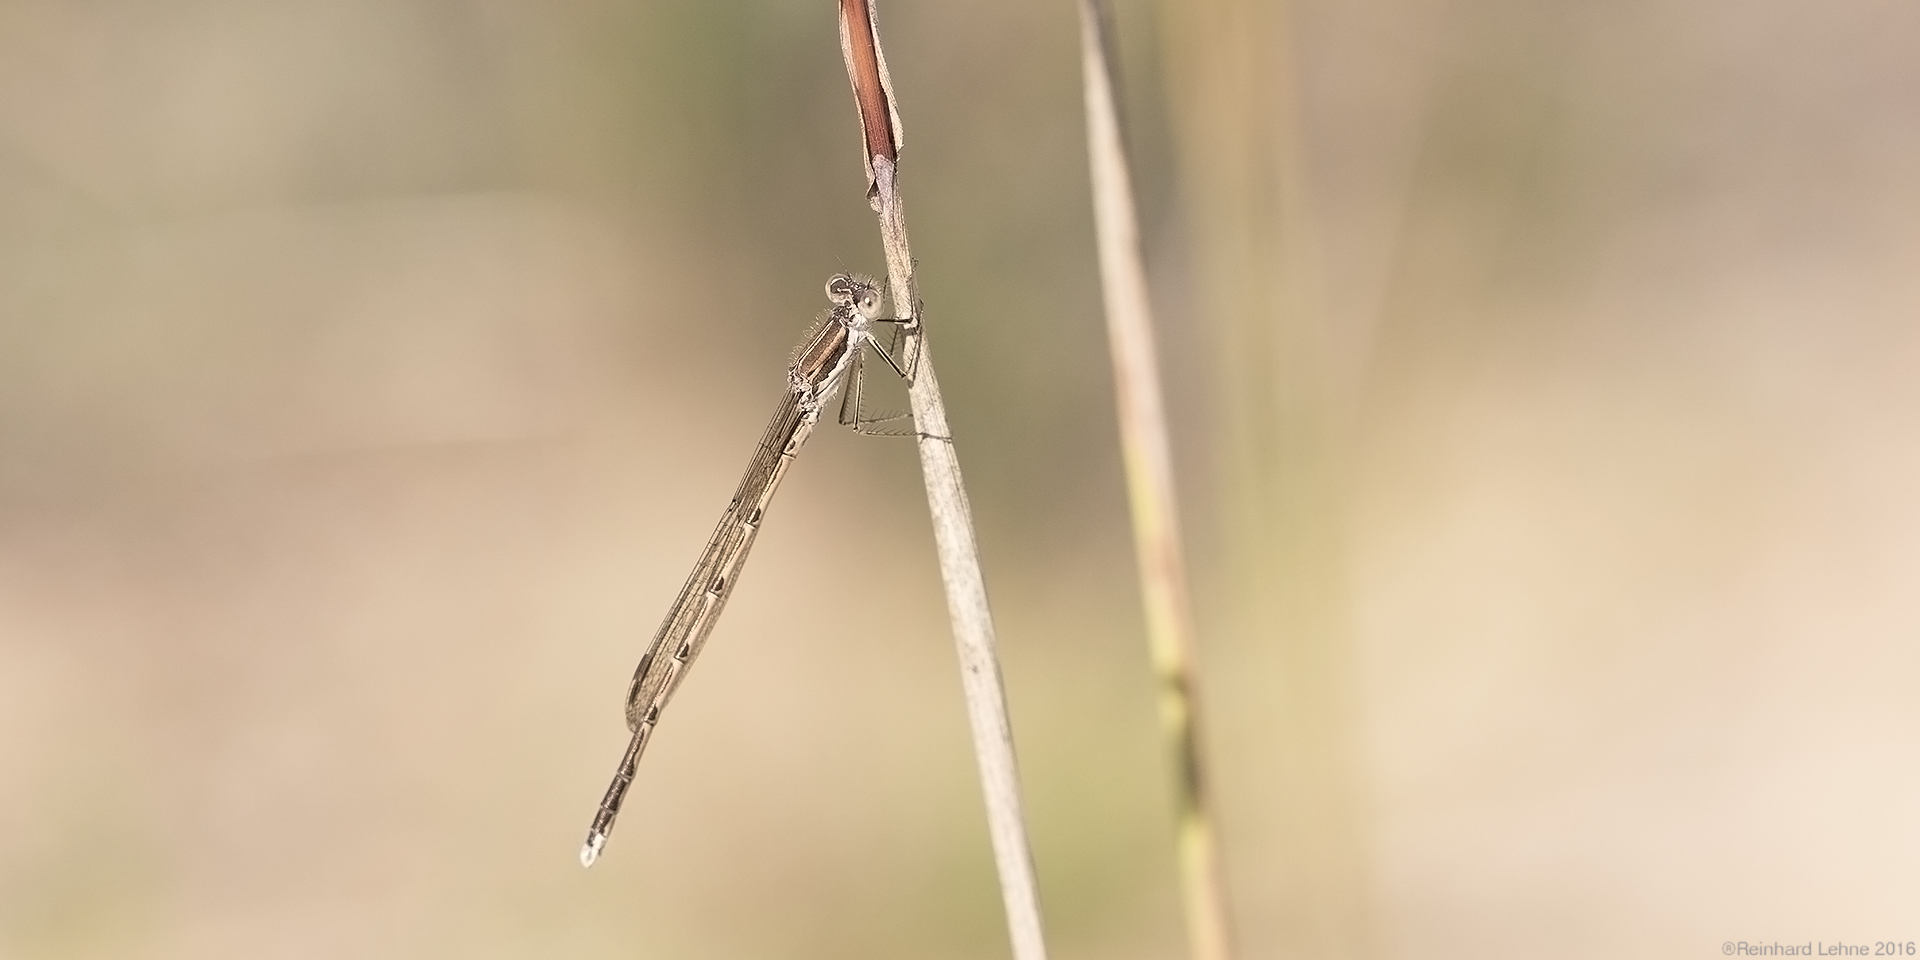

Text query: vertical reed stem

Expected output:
[1076,4,1236,960]
[838,4,1051,959]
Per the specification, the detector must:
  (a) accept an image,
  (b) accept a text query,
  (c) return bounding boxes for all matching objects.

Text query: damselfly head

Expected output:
[825,273,885,321]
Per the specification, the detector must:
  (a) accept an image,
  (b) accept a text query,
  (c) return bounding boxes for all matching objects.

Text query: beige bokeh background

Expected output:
[2,1,1915,958]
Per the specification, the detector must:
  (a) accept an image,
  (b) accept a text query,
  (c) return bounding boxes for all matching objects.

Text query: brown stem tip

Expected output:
[837,0,903,198]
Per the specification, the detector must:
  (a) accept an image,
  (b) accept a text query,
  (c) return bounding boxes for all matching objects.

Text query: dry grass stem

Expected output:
[837,3,1051,960]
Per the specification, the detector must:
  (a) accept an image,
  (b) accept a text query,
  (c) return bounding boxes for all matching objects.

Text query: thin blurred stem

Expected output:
[1157,0,1372,956]
[837,4,1051,960]
[1076,5,1236,960]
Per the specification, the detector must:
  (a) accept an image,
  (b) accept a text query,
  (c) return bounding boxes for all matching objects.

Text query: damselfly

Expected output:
[580,273,914,866]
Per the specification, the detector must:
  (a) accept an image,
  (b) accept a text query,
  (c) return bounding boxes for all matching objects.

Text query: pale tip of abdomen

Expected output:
[580,831,607,868]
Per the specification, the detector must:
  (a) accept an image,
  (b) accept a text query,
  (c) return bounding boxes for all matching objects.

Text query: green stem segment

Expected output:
[1077,3,1236,960]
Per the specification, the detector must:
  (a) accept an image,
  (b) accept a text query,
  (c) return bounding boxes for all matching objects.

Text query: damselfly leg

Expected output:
[839,296,922,436]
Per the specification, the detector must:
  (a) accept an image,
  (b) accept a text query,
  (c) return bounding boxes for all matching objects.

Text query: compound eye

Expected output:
[856,289,884,319]
[825,274,854,303]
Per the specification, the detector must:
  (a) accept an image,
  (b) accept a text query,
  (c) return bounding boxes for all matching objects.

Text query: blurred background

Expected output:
[1,0,1916,958]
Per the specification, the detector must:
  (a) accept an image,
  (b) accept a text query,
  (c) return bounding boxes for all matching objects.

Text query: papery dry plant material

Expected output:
[836,3,1051,960]
[1076,3,1236,960]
